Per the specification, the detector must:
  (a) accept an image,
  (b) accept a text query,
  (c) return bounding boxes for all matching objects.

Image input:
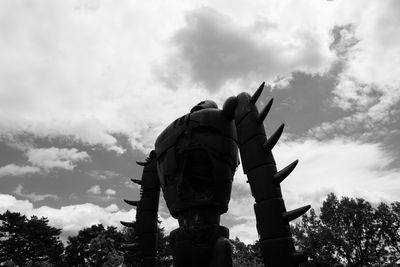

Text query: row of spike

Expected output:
[120,176,141,255]
[251,82,310,218]
[120,178,142,229]
[243,83,310,266]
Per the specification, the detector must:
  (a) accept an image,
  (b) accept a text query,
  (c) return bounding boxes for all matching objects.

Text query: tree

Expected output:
[64,224,125,267]
[230,237,263,267]
[376,202,400,264]
[0,210,64,266]
[293,193,400,266]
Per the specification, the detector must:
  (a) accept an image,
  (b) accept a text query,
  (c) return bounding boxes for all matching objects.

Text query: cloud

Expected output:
[0,194,180,244]
[0,0,398,155]
[88,170,121,180]
[0,194,135,241]
[225,138,400,244]
[13,184,58,202]
[105,188,116,196]
[0,164,40,177]
[157,7,335,92]
[88,185,118,201]
[312,1,400,147]
[340,0,400,89]
[274,138,400,207]
[88,185,101,195]
[26,147,89,171]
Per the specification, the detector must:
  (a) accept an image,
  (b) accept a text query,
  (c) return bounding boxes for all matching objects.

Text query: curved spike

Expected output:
[264,123,285,152]
[292,251,308,263]
[222,96,238,120]
[257,98,273,124]
[130,178,142,185]
[250,82,265,104]
[124,199,140,206]
[136,161,147,166]
[273,160,299,185]
[120,221,136,228]
[282,205,311,222]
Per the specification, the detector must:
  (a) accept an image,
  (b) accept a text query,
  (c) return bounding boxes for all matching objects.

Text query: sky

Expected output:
[0,0,399,244]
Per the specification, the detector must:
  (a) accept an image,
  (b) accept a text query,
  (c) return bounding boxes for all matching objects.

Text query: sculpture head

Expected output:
[154,98,239,218]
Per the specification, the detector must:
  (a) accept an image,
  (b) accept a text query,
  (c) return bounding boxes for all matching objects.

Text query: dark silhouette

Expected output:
[0,211,64,266]
[122,83,310,266]
[64,224,125,266]
[293,193,400,267]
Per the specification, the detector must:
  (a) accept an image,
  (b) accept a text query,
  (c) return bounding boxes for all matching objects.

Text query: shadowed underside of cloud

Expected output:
[156,7,335,92]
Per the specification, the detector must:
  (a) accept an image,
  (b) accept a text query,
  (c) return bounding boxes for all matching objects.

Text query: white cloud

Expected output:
[274,139,400,208]
[88,185,101,195]
[225,138,400,244]
[13,184,58,202]
[0,0,397,154]
[0,194,34,214]
[0,194,181,244]
[105,188,116,196]
[0,164,40,177]
[27,147,89,171]
[159,215,179,234]
[0,194,135,241]
[342,0,400,89]
[0,148,89,177]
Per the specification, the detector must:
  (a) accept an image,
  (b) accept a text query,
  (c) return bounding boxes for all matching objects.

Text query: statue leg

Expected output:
[170,225,232,267]
[209,237,233,267]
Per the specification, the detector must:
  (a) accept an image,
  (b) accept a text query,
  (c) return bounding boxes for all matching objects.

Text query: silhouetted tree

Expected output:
[376,202,400,264]
[293,193,400,267]
[230,237,263,267]
[64,224,124,266]
[0,210,64,266]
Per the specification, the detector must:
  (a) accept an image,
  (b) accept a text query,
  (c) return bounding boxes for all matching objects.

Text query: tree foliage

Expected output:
[230,237,263,267]
[0,210,64,266]
[3,193,398,267]
[293,193,400,267]
[64,224,125,267]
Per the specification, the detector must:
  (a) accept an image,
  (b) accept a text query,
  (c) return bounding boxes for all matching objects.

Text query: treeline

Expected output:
[1,193,399,266]
[293,193,400,267]
[0,211,170,267]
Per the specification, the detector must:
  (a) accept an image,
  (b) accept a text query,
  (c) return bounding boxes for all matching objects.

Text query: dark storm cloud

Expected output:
[157,7,334,92]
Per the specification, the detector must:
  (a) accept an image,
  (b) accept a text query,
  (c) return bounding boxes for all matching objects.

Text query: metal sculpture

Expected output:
[121,83,310,267]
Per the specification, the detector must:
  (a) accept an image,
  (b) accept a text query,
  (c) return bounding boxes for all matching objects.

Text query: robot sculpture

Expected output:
[121,83,311,267]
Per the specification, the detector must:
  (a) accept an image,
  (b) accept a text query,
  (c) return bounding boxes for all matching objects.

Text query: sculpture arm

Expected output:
[233,83,310,267]
[121,150,160,267]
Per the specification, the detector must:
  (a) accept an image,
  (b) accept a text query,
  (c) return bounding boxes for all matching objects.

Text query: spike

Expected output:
[264,124,285,152]
[273,160,299,184]
[250,82,265,104]
[282,205,311,222]
[136,161,147,166]
[257,98,273,124]
[222,96,238,120]
[292,251,308,263]
[131,178,142,185]
[120,221,136,228]
[124,199,140,206]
